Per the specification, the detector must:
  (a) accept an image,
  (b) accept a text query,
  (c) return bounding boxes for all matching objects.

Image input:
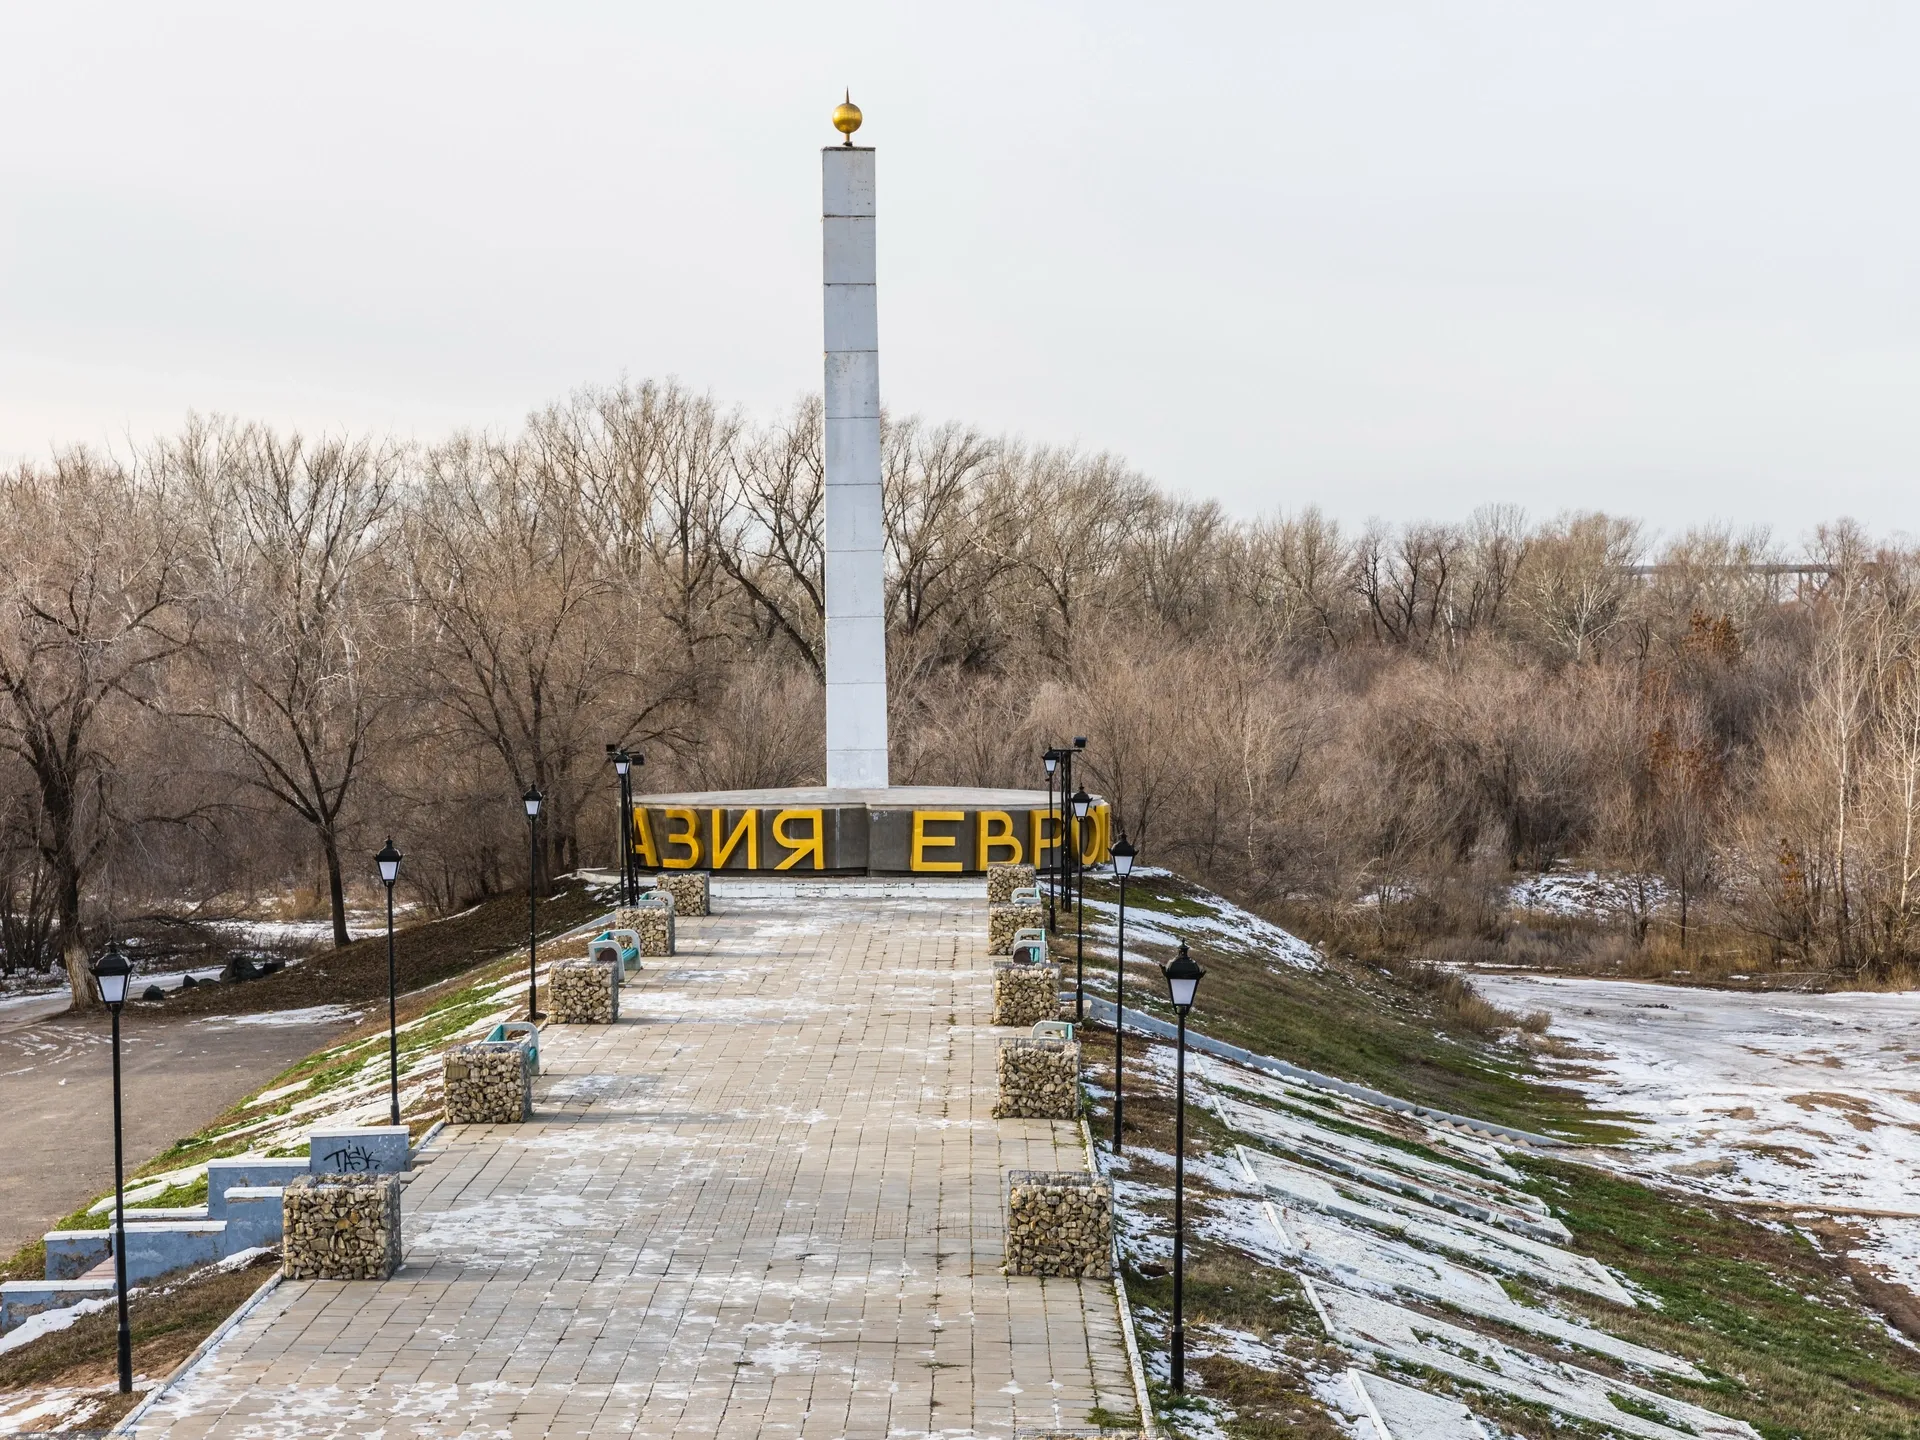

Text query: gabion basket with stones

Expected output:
[616,898,674,956]
[550,958,619,1023]
[653,871,709,916]
[282,1173,403,1280]
[443,1040,532,1124]
[992,962,1060,1027]
[986,862,1037,905]
[994,1037,1080,1118]
[1005,1170,1112,1278]
[988,902,1044,954]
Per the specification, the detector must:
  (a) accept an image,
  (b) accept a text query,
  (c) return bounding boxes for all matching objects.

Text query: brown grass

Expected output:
[0,1252,277,1404]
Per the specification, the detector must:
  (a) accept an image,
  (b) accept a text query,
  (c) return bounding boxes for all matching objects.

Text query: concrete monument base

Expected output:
[630,786,1109,877]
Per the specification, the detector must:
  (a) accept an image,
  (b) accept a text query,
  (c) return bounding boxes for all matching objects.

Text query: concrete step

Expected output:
[0,1277,116,1333]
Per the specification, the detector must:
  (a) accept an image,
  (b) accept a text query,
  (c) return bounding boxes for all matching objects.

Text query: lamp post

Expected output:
[1041,748,1061,932]
[1109,833,1136,1151]
[608,746,636,906]
[1162,941,1205,1393]
[1064,736,1086,931]
[523,786,544,1021]
[91,943,135,1394]
[376,839,402,1127]
[1071,786,1091,1022]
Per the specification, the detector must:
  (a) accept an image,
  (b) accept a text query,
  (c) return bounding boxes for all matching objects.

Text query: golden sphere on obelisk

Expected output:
[832,91,863,145]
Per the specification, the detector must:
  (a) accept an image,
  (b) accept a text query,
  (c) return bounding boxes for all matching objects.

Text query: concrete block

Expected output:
[221,1187,286,1249]
[282,1174,402,1281]
[42,1231,112,1280]
[1005,1171,1112,1278]
[1,1279,117,1333]
[207,1158,307,1219]
[122,1221,226,1284]
[824,351,880,419]
[309,1125,411,1176]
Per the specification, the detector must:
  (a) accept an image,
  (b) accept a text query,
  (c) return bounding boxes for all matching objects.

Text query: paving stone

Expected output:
[130,881,1136,1438]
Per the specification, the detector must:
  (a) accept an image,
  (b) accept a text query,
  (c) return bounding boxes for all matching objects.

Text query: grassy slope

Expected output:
[158,882,605,1018]
[1076,874,1920,1440]
[1081,871,1628,1143]
[0,880,610,1411]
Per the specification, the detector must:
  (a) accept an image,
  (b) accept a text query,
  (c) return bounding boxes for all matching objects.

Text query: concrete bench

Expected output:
[588,929,643,980]
[485,1020,540,1074]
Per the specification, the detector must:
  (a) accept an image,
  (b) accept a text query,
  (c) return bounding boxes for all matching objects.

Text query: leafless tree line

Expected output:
[0,378,1914,1001]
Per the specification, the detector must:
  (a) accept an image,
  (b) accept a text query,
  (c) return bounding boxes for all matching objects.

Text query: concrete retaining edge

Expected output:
[1079,996,1570,1150]
[1079,1117,1157,1438]
[111,1269,282,1437]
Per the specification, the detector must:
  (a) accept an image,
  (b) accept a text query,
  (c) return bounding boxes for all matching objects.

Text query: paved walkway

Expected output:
[131,881,1137,1438]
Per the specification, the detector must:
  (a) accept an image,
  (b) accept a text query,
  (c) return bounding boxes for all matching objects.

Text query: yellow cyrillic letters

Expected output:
[661,808,702,869]
[976,810,1022,868]
[912,810,964,872]
[711,808,759,870]
[631,807,659,869]
[772,808,825,871]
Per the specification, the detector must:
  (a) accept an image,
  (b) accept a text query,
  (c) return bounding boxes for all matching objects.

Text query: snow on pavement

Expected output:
[1473,972,1920,1293]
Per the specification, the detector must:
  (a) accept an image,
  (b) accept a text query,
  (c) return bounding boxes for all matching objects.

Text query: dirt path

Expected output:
[0,1000,355,1257]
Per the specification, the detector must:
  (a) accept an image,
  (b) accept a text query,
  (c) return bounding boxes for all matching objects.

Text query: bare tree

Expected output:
[0,453,189,1005]
[169,420,401,946]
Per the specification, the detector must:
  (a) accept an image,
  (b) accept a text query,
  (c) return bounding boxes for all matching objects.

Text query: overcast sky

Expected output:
[1,3,1915,539]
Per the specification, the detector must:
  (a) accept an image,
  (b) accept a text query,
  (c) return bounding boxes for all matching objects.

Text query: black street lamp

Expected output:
[91,942,135,1394]
[1041,748,1061,932]
[523,786,544,1021]
[1071,786,1091,1022]
[1161,941,1205,1393]
[607,746,642,906]
[376,839,402,1127]
[1109,832,1136,1151]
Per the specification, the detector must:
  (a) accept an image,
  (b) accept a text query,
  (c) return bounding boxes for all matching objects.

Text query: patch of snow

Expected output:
[216,1005,362,1027]
[1508,868,1670,921]
[0,1296,115,1356]
[1239,1146,1635,1305]
[1310,1281,1757,1439]
[1473,972,1920,1295]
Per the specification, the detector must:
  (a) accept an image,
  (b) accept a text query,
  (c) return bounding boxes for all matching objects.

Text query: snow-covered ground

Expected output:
[1080,870,1321,972]
[1508,868,1671,921]
[1474,972,1920,1293]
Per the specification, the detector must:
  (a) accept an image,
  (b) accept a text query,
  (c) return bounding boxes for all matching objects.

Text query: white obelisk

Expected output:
[822,97,889,789]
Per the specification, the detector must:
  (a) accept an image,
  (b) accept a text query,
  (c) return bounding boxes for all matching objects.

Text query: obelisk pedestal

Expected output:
[822,126,890,789]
